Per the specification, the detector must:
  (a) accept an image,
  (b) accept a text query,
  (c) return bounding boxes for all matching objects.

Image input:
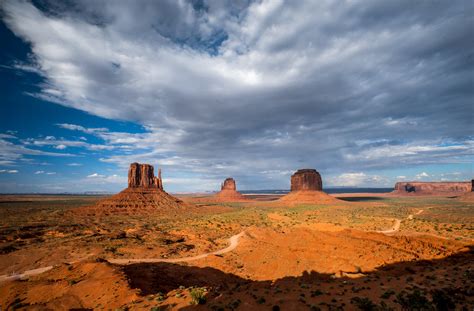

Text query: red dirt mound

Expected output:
[77,188,190,215]
[214,189,249,202]
[212,177,249,202]
[278,190,340,205]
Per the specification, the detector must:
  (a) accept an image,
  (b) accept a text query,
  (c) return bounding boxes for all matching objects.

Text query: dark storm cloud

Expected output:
[1,0,472,189]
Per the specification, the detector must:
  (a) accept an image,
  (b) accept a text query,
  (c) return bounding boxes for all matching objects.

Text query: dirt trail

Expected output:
[377,219,401,234]
[0,231,246,282]
[109,231,245,264]
[378,209,424,235]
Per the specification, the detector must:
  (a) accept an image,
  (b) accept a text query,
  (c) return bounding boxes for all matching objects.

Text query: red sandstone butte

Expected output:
[80,163,186,214]
[128,162,162,189]
[221,178,237,191]
[215,177,247,201]
[393,181,471,195]
[280,169,337,204]
[290,169,323,191]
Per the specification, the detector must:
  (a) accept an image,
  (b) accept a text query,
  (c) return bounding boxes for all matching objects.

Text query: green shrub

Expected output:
[190,287,207,305]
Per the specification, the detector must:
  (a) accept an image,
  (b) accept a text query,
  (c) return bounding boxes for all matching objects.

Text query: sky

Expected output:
[0,0,472,193]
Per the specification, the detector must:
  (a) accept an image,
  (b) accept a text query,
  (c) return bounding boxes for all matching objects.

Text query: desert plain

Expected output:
[0,165,473,311]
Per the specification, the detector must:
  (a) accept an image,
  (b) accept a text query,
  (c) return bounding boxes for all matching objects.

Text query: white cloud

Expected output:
[57,123,108,134]
[46,172,56,175]
[0,169,18,174]
[326,172,389,187]
[0,135,74,167]
[87,173,105,178]
[28,137,116,151]
[415,172,430,180]
[67,162,82,166]
[34,170,45,174]
[83,173,126,184]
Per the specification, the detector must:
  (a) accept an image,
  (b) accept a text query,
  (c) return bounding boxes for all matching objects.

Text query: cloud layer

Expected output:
[1,0,472,190]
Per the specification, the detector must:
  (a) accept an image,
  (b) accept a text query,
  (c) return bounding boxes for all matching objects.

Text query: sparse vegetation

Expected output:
[1,194,473,309]
[190,287,207,305]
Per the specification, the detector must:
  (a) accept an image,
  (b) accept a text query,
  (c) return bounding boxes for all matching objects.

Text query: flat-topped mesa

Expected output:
[290,169,323,192]
[128,162,163,190]
[221,178,237,191]
[393,181,471,194]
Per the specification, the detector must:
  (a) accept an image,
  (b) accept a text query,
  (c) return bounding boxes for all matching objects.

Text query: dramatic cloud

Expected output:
[1,0,472,190]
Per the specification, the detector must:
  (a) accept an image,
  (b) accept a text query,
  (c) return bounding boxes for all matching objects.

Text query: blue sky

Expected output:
[0,0,472,193]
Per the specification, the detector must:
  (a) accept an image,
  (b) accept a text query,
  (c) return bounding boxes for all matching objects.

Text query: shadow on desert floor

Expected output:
[122,246,474,310]
[336,196,388,202]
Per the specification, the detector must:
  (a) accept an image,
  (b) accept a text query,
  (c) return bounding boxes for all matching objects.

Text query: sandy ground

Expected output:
[1,192,473,310]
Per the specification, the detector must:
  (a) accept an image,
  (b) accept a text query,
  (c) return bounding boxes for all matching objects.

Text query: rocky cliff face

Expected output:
[221,178,236,191]
[290,169,323,191]
[393,182,471,194]
[128,162,163,190]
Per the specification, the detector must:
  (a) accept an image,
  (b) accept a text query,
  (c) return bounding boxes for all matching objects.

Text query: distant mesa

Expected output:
[80,163,187,214]
[280,169,338,204]
[457,179,474,201]
[214,177,248,202]
[290,169,323,191]
[393,181,471,196]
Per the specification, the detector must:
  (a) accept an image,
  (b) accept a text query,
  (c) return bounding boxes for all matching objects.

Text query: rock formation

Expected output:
[280,169,337,204]
[215,177,248,201]
[128,162,162,189]
[458,180,474,201]
[393,181,471,195]
[81,163,187,214]
[290,169,323,191]
[221,178,236,191]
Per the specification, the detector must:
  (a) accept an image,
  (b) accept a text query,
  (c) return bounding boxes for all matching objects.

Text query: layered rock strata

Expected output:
[128,162,162,189]
[393,182,471,195]
[83,163,185,213]
[290,169,323,191]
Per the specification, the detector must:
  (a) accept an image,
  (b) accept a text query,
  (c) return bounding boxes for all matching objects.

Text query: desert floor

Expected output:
[0,192,473,310]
